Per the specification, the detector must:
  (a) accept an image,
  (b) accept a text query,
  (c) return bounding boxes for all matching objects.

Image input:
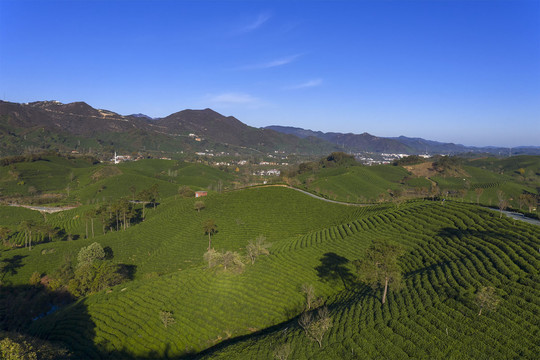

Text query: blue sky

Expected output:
[1,0,539,147]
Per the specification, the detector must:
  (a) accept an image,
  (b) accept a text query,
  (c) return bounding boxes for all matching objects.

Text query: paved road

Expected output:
[500,210,540,227]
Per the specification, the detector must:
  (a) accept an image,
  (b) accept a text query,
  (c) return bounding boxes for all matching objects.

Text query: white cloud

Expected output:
[207,92,261,106]
[287,78,323,89]
[240,54,301,70]
[236,12,272,34]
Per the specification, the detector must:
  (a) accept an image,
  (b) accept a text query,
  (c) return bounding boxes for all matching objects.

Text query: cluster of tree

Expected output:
[0,151,99,167]
[46,242,130,298]
[393,155,426,166]
[0,222,60,250]
[0,331,71,360]
[203,248,244,272]
[432,155,463,172]
[284,152,358,178]
[203,232,271,272]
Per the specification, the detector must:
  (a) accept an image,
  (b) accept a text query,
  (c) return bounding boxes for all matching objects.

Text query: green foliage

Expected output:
[76,242,105,266]
[68,260,127,297]
[1,185,537,359]
[319,152,357,168]
[355,239,404,304]
[0,337,37,360]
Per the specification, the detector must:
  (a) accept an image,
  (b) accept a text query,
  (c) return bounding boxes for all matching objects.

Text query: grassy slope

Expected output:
[0,157,236,205]
[298,165,409,202]
[9,188,536,359]
[295,157,539,210]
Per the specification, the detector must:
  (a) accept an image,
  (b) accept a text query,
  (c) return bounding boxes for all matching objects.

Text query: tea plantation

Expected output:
[1,156,539,359]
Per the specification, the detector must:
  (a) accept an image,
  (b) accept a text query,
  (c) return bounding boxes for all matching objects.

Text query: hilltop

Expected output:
[0,100,338,158]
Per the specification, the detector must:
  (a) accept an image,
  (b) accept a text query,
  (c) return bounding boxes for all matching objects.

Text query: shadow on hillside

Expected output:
[315,252,356,290]
[437,227,513,242]
[0,254,27,284]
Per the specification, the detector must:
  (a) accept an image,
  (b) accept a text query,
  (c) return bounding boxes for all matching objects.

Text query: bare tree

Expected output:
[221,251,243,271]
[245,235,271,264]
[475,188,484,205]
[160,310,175,328]
[475,286,500,316]
[203,248,222,269]
[298,307,332,348]
[301,283,316,311]
[497,190,508,218]
[273,343,291,360]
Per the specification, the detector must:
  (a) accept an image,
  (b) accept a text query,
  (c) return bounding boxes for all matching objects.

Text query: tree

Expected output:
[475,188,484,205]
[273,343,291,360]
[203,219,217,250]
[475,286,500,316]
[0,226,12,247]
[221,251,243,271]
[497,190,508,218]
[301,283,316,311]
[129,185,137,201]
[178,185,194,198]
[194,201,205,213]
[245,235,270,264]
[203,248,222,269]
[159,311,175,328]
[77,242,105,266]
[298,307,332,348]
[355,239,404,304]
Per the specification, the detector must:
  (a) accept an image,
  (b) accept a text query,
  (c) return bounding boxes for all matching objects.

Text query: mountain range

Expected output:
[0,100,538,158]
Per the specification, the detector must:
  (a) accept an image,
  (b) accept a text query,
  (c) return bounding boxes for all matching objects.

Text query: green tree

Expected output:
[0,226,12,247]
[355,239,404,304]
[0,337,37,360]
[194,201,205,213]
[203,219,217,250]
[77,242,105,266]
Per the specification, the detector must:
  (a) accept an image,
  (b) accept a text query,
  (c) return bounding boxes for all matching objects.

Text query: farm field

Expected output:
[0,155,539,359]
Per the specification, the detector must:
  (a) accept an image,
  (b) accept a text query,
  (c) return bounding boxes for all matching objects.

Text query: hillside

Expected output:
[0,155,236,206]
[0,184,538,359]
[0,101,338,158]
[287,154,540,214]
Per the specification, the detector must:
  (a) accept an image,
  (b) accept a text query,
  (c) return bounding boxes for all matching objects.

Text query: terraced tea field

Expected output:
[2,187,534,359]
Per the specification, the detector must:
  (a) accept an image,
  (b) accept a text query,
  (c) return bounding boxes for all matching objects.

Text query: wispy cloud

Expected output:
[240,54,301,70]
[207,92,261,107]
[287,78,323,89]
[236,12,272,34]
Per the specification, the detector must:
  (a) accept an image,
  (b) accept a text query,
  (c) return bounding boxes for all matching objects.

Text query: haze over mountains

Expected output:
[1,100,538,157]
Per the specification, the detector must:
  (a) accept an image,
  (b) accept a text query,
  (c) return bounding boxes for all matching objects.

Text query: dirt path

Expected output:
[8,204,78,213]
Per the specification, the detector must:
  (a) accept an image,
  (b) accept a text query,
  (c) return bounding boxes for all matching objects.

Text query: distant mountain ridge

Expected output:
[0,100,338,156]
[265,125,540,156]
[0,100,537,157]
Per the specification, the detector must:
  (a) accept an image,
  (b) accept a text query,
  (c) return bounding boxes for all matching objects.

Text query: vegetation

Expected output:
[0,156,538,359]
